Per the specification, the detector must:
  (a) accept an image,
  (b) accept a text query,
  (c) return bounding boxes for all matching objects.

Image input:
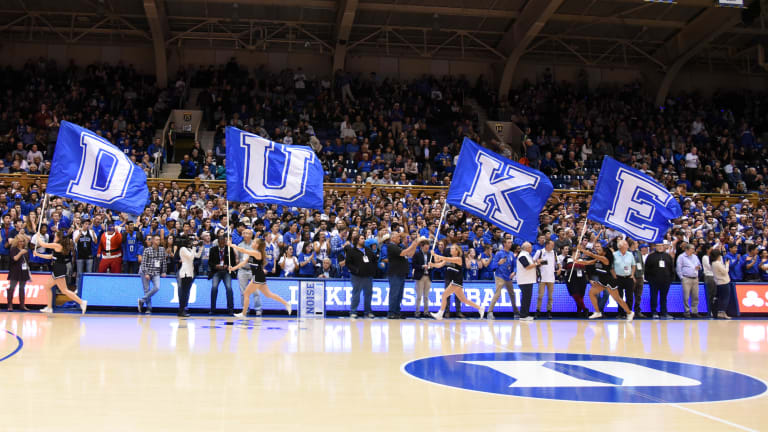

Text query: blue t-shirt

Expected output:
[298,252,316,276]
[466,260,479,280]
[123,231,142,262]
[491,250,514,281]
[725,252,742,281]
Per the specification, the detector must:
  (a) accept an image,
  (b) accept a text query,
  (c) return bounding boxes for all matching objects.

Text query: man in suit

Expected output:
[645,242,675,319]
[208,235,237,315]
[412,241,432,318]
[344,233,377,319]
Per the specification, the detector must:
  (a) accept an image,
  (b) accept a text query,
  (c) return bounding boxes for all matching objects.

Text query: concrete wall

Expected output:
[345,55,495,81]
[0,41,156,73]
[1,40,766,95]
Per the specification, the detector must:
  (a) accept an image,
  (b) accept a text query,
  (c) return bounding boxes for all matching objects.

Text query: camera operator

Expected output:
[177,235,202,317]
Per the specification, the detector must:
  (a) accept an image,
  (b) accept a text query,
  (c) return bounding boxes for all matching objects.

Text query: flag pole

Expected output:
[36,193,48,234]
[225,198,231,269]
[429,198,450,263]
[568,217,589,282]
[34,193,49,247]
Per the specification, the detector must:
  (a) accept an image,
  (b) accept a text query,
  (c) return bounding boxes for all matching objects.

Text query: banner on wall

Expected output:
[735,284,768,313]
[81,274,710,314]
[0,272,53,306]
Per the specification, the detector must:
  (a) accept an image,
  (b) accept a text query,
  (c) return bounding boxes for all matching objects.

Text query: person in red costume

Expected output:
[98,223,123,273]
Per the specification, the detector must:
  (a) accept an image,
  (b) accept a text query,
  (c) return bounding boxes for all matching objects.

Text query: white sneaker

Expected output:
[478,305,486,320]
[430,311,443,321]
[40,306,53,314]
[81,301,87,315]
[626,311,635,322]
[286,302,292,315]
[520,316,534,322]
[588,312,602,320]
[487,312,495,320]
[234,312,245,318]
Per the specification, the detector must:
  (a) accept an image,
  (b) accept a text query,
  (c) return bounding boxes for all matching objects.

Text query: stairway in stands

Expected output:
[466,97,489,129]
[156,88,211,179]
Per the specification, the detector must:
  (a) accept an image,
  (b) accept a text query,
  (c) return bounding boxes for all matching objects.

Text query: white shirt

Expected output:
[691,120,704,135]
[294,73,306,89]
[178,247,197,278]
[279,255,298,275]
[701,255,714,277]
[516,250,538,285]
[685,153,699,169]
[340,121,356,138]
[237,241,253,273]
[533,249,556,283]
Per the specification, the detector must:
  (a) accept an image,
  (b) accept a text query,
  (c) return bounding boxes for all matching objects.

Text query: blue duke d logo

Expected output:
[403,353,767,403]
[68,132,134,204]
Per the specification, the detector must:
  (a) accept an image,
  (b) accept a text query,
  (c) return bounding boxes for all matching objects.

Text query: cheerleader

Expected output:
[578,244,633,321]
[429,244,485,320]
[33,232,87,314]
[229,239,291,317]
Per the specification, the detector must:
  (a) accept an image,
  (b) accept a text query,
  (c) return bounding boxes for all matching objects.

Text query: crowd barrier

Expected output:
[74,273,766,315]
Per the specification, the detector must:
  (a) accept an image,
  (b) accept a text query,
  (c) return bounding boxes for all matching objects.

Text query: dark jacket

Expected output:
[645,251,675,285]
[208,244,237,278]
[412,249,431,280]
[344,245,377,277]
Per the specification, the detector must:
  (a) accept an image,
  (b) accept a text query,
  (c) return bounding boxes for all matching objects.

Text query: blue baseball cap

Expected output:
[364,238,378,248]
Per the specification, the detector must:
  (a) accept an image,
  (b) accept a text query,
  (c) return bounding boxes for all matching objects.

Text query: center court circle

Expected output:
[402,352,768,403]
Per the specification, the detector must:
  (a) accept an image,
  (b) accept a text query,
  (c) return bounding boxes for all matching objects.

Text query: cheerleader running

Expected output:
[578,244,633,321]
[34,232,87,314]
[229,239,291,317]
[429,244,485,320]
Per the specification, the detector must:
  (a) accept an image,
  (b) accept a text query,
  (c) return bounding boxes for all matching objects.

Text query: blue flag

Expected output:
[587,156,682,243]
[446,138,553,242]
[47,121,149,215]
[226,126,324,209]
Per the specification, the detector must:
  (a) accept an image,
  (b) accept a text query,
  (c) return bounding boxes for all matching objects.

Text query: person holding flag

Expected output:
[33,231,87,315]
[429,244,485,321]
[578,243,634,321]
[436,137,553,320]
[224,125,323,317]
[45,119,151,307]
[229,239,291,318]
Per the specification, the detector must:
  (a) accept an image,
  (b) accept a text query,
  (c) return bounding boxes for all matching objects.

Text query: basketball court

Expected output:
[2,312,766,431]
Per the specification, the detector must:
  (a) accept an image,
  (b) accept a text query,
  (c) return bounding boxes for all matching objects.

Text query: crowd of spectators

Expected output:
[0,58,186,179]
[181,59,480,185]
[481,71,768,194]
[2,59,768,317]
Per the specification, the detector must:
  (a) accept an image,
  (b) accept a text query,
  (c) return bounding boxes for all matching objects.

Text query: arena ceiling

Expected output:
[1,0,766,78]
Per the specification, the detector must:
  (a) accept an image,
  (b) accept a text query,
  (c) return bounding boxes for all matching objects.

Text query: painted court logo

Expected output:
[403,353,767,403]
